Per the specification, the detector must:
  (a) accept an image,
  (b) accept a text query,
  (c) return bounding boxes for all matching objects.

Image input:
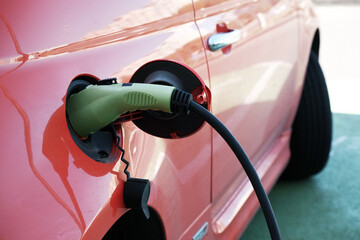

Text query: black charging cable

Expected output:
[171,89,282,240]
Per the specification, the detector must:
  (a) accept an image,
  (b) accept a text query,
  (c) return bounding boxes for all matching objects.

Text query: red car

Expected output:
[0,0,331,239]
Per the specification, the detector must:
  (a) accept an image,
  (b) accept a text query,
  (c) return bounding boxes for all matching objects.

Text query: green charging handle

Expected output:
[66,83,175,137]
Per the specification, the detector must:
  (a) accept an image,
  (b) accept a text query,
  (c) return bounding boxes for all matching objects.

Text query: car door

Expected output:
[193,0,300,234]
[0,1,211,239]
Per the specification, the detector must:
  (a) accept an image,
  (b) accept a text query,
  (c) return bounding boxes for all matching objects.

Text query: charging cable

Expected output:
[171,89,281,240]
[189,98,281,240]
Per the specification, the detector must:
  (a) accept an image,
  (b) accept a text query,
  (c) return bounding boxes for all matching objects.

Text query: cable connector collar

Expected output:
[170,89,192,115]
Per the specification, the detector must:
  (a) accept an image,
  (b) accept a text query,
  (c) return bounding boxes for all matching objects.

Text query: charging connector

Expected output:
[67,83,175,137]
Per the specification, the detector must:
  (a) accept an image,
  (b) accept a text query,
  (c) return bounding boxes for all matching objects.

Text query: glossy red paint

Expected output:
[194,0,301,236]
[0,0,319,239]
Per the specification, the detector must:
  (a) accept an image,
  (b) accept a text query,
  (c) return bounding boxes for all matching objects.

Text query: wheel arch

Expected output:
[102,207,166,239]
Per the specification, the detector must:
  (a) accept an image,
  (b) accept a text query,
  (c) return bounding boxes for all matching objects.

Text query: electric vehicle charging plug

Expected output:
[67,83,176,137]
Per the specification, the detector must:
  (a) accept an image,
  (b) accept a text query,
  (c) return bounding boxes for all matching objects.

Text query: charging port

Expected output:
[130,60,211,139]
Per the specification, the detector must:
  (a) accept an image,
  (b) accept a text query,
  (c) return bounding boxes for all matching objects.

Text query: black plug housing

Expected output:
[170,89,192,115]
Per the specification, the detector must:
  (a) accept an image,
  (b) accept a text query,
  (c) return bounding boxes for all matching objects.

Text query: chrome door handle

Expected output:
[207,29,241,51]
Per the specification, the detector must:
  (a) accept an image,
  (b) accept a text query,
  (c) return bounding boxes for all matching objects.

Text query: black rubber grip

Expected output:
[170,89,192,115]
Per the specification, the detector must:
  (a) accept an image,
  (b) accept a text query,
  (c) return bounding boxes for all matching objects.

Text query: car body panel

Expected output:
[1,0,210,239]
[0,0,319,239]
[193,0,299,233]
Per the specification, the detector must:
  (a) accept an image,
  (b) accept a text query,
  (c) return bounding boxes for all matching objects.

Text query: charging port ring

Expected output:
[129,60,210,139]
